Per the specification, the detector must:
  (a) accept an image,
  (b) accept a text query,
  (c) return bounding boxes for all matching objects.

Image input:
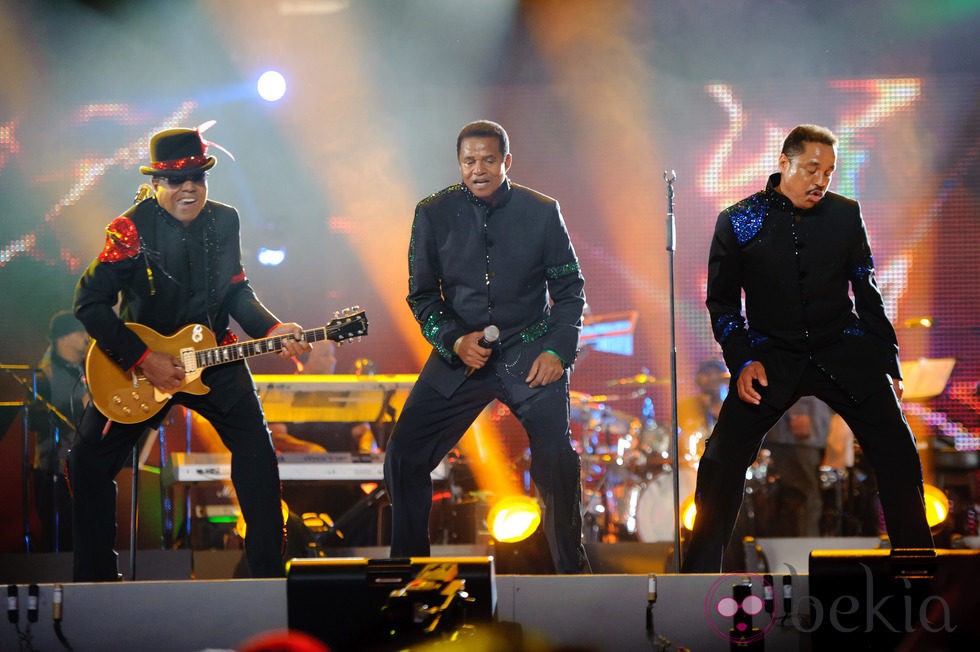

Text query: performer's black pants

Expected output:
[682,362,933,573]
[68,390,284,581]
[384,368,590,574]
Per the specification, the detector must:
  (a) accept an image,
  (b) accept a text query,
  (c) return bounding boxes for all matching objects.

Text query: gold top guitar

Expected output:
[86,308,368,424]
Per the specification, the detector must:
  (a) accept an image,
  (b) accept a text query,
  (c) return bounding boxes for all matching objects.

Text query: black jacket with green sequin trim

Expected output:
[407,179,585,397]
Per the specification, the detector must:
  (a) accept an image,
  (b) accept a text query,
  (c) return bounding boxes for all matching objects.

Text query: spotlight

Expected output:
[679,493,697,531]
[257,247,286,266]
[257,70,287,102]
[923,483,949,531]
[236,499,291,539]
[486,495,541,543]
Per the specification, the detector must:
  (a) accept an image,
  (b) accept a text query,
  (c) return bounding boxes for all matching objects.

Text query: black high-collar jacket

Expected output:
[407,179,585,397]
[707,173,901,406]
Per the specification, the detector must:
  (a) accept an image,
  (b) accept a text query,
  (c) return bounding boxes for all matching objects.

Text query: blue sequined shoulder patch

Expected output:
[725,193,769,245]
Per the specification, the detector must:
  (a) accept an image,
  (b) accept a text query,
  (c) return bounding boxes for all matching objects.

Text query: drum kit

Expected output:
[568,374,891,545]
[570,375,702,544]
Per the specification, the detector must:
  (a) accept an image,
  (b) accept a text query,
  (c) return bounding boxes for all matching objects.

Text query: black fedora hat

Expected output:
[139,128,217,177]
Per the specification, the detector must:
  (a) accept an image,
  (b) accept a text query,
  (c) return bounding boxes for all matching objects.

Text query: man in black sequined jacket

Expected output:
[69,127,310,581]
[384,120,590,573]
[682,124,933,572]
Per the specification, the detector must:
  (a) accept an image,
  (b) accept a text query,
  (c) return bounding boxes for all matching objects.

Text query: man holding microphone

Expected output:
[384,120,590,574]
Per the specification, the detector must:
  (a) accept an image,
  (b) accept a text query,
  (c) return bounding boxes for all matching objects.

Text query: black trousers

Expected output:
[68,389,284,581]
[682,362,933,573]
[384,367,590,574]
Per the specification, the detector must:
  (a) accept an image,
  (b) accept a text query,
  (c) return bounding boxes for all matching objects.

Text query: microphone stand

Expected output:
[663,170,682,571]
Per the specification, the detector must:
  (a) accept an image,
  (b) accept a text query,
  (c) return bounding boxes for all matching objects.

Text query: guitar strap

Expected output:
[131,200,182,295]
[201,206,221,336]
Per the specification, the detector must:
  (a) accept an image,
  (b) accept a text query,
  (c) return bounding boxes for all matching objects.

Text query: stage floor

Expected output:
[2,545,978,651]
[0,537,890,583]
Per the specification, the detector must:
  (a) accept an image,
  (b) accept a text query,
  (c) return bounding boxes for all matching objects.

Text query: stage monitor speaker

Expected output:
[808,548,980,650]
[286,556,495,651]
[489,526,553,574]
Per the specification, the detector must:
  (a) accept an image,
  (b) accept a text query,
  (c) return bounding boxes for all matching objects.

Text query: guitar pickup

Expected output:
[179,348,198,372]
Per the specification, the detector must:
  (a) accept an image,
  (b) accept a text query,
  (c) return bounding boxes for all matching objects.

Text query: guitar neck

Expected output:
[196,327,329,369]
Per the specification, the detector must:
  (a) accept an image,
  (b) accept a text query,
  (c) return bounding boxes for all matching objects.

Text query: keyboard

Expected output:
[165,451,446,482]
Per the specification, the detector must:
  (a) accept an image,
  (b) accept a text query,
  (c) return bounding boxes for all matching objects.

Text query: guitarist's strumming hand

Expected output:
[138,350,186,392]
[269,322,312,360]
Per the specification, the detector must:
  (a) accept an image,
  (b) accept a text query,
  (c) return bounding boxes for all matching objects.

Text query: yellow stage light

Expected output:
[923,483,949,530]
[236,499,291,540]
[677,486,947,535]
[487,495,542,543]
[680,494,698,531]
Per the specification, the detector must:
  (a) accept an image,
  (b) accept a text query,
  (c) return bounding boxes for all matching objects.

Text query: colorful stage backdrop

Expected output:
[1,1,978,551]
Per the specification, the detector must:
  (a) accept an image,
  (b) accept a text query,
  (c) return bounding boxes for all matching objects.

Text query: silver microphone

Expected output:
[477,325,500,348]
[466,325,499,377]
[664,170,676,252]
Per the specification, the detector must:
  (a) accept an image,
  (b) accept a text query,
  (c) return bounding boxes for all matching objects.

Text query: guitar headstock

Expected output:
[326,306,368,343]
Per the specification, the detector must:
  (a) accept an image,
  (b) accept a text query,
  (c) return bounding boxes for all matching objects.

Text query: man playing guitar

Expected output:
[70,126,312,581]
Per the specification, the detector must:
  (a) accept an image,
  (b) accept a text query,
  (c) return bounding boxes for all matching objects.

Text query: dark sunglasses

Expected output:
[158,171,207,186]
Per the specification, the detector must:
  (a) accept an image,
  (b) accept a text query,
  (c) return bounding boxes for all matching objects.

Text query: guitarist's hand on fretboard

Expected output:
[269,322,313,359]
[138,350,186,392]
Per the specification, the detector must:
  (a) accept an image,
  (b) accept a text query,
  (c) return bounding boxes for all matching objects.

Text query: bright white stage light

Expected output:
[257,247,286,266]
[257,71,287,102]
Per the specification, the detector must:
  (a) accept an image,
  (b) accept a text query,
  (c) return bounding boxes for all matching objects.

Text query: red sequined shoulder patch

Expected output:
[98,216,141,263]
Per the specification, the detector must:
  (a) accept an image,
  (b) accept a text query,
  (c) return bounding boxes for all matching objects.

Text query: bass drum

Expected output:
[634,466,697,542]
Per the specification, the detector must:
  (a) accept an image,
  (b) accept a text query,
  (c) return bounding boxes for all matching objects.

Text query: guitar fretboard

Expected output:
[195,327,331,368]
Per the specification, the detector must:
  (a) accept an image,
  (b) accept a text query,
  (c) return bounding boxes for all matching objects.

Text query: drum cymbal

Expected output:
[582,406,636,435]
[606,373,670,388]
[570,397,635,433]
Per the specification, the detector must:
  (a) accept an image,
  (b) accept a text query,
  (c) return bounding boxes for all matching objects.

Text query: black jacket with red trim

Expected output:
[74,197,279,376]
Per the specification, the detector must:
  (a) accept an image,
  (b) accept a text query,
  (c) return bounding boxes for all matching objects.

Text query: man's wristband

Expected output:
[453,336,465,355]
[544,349,567,368]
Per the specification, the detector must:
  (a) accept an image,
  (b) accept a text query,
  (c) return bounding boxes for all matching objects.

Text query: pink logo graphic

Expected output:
[703,573,777,644]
